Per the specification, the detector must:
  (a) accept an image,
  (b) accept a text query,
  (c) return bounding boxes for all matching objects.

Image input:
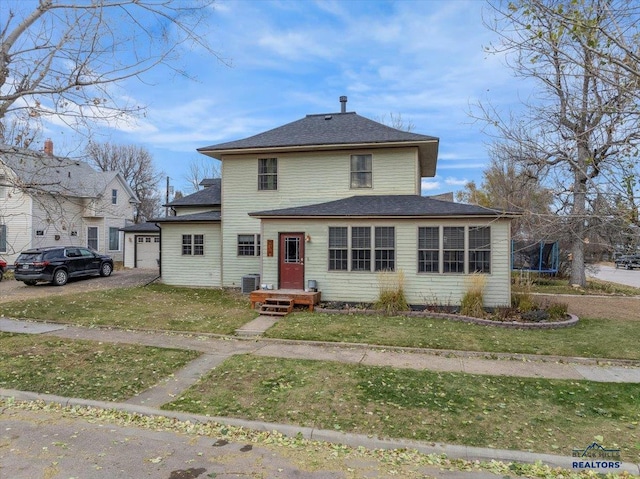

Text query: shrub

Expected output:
[546,302,568,320]
[460,274,486,318]
[375,270,409,315]
[512,292,536,312]
[521,309,550,322]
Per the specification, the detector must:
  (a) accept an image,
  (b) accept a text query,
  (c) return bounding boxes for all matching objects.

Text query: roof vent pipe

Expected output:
[339,96,347,113]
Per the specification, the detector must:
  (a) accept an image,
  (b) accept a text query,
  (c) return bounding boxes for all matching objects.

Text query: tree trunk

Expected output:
[570,155,588,287]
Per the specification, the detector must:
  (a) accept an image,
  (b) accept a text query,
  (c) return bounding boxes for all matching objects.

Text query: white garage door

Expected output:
[135,236,159,269]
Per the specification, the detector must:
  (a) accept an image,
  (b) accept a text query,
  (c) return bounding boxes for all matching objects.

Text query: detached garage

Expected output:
[121,222,160,269]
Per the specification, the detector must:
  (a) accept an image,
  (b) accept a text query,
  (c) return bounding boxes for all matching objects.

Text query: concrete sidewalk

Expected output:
[1,317,639,477]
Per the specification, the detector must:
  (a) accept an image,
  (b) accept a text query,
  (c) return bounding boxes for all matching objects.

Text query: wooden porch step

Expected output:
[259,297,294,316]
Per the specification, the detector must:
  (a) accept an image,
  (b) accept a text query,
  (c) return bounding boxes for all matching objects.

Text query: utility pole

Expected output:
[165,176,170,217]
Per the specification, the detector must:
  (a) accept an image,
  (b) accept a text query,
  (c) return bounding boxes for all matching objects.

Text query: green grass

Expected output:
[265,313,640,360]
[519,274,640,296]
[164,355,640,462]
[0,332,200,401]
[0,284,257,334]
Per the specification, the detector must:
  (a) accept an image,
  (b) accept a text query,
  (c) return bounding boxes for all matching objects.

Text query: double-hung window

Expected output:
[108,227,120,251]
[351,227,371,271]
[258,158,277,190]
[237,234,261,256]
[328,227,348,271]
[0,224,6,253]
[111,189,118,205]
[328,226,395,272]
[443,226,465,273]
[418,227,439,273]
[375,227,395,271]
[469,227,491,273]
[350,154,372,188]
[87,226,98,250]
[182,234,204,256]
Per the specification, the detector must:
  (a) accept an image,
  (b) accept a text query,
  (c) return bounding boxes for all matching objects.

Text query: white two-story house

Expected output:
[155,98,515,307]
[0,142,139,263]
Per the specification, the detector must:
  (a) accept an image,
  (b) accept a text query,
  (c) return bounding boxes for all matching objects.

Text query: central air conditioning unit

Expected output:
[241,274,261,294]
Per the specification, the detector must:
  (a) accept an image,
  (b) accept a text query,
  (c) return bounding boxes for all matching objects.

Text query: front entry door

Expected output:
[279,233,304,289]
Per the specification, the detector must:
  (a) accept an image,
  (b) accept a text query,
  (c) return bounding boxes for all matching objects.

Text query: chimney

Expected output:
[44,138,53,156]
[339,95,347,113]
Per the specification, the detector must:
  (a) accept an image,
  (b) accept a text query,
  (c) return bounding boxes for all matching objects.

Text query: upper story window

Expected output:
[350,154,372,188]
[258,158,277,191]
[111,189,118,205]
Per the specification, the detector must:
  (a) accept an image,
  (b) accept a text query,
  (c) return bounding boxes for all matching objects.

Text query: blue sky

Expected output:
[43,0,531,198]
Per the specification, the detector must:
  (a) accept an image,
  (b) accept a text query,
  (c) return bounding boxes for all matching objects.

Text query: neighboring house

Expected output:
[0,141,139,263]
[156,98,516,306]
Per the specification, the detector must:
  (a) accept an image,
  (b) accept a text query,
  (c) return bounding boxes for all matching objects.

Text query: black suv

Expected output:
[14,246,113,286]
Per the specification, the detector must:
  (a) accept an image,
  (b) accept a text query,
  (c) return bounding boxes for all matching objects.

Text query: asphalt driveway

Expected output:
[0,269,159,303]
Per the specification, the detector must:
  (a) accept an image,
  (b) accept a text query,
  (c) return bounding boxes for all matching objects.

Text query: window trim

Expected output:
[87,226,98,251]
[417,226,492,275]
[258,158,278,191]
[182,234,204,256]
[328,226,348,271]
[108,227,120,251]
[326,226,395,273]
[350,154,372,189]
[0,224,6,253]
[237,234,261,257]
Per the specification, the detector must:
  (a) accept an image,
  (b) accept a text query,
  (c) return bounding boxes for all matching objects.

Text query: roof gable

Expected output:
[198,112,439,177]
[0,143,138,202]
[166,178,221,207]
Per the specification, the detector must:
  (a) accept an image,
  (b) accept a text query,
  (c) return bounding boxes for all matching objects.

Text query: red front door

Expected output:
[279,233,304,289]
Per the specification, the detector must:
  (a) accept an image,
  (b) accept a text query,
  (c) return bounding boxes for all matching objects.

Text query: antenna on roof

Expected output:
[340,96,347,113]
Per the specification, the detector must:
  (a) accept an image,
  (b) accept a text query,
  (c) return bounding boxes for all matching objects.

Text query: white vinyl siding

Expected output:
[160,223,221,287]
[259,218,511,307]
[220,148,420,287]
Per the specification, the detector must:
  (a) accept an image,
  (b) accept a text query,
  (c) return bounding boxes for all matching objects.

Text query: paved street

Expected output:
[589,264,640,288]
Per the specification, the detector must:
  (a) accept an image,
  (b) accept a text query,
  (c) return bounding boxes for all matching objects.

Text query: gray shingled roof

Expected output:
[249,195,512,218]
[197,112,439,176]
[120,222,160,232]
[166,179,221,207]
[0,144,138,201]
[151,211,221,223]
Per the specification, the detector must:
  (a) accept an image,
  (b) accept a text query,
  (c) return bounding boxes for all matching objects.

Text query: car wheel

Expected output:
[99,262,113,277]
[24,280,37,286]
[52,269,68,286]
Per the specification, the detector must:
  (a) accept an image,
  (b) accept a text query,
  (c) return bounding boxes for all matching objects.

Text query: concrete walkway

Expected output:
[1,317,639,476]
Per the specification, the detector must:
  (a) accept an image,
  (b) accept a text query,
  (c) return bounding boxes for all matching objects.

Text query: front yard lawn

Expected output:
[164,354,640,462]
[0,284,257,334]
[0,332,200,401]
[265,313,640,360]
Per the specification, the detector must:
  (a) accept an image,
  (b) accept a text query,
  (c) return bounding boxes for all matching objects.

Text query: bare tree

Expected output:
[477,0,640,286]
[184,156,220,193]
[375,113,415,132]
[86,142,162,223]
[0,0,223,142]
